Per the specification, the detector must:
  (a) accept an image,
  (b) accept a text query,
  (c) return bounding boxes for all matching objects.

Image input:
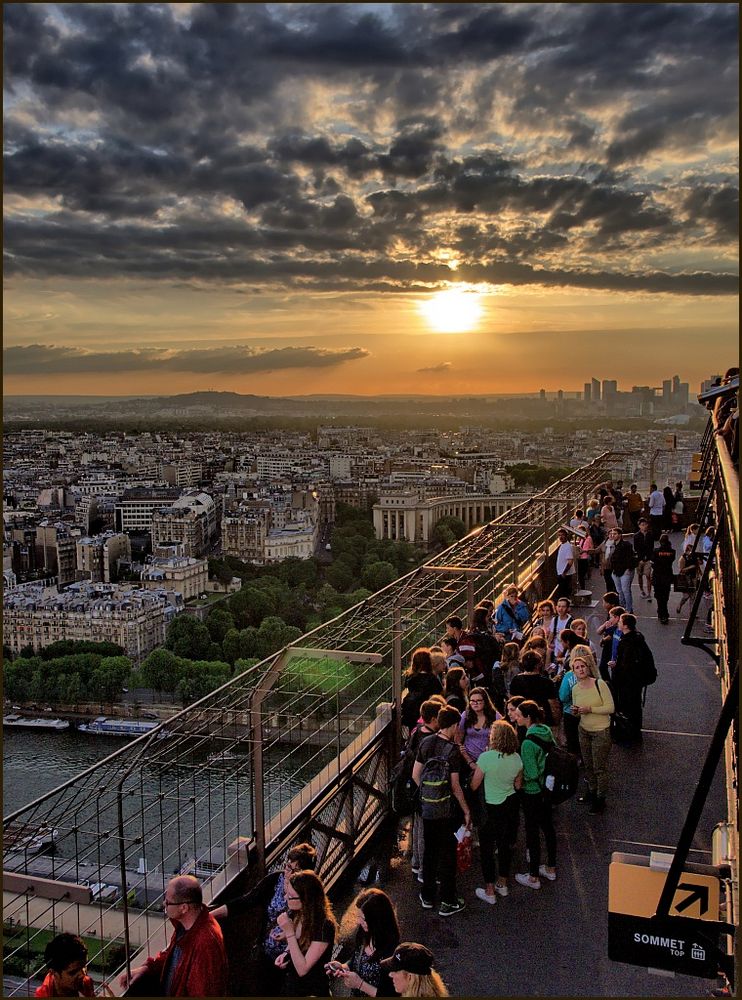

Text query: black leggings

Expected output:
[479,795,519,883]
[521,792,557,877]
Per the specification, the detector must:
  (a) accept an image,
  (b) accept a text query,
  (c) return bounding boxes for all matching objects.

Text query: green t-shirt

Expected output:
[476,749,523,805]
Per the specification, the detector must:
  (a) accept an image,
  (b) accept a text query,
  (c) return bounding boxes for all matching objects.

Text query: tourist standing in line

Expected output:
[408,700,442,882]
[210,843,316,995]
[571,651,615,814]
[555,528,576,598]
[513,700,558,889]
[440,635,465,671]
[662,484,676,533]
[509,650,561,728]
[274,870,337,997]
[652,534,676,624]
[470,720,523,903]
[676,544,700,615]
[625,484,644,531]
[380,943,449,997]
[412,706,470,916]
[606,527,636,613]
[600,496,618,531]
[493,584,530,642]
[647,483,665,539]
[576,528,594,590]
[401,648,443,730]
[612,613,655,745]
[633,517,655,601]
[330,888,401,997]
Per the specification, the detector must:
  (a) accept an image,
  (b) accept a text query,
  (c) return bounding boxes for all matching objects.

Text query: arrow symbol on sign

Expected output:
[675,883,710,915]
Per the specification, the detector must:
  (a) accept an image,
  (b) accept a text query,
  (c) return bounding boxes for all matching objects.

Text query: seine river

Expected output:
[4,727,335,876]
[4,728,120,817]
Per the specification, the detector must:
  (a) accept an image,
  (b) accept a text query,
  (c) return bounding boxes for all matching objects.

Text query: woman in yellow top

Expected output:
[571,646,614,815]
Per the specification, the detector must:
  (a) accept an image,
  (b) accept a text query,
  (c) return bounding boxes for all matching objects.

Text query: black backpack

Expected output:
[524,733,579,805]
[638,638,657,687]
[418,740,456,820]
[471,630,500,685]
[390,749,417,816]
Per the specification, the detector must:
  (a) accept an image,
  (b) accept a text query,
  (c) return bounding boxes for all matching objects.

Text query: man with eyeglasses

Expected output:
[120,875,228,996]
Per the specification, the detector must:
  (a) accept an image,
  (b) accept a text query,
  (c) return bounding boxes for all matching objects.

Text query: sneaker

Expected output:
[417,873,424,884]
[411,864,421,874]
[438,898,466,917]
[494,883,509,897]
[418,893,434,910]
[515,873,541,890]
[538,865,557,881]
[475,887,497,905]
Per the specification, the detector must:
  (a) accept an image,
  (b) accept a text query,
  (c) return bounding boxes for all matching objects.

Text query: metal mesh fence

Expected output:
[3,454,616,994]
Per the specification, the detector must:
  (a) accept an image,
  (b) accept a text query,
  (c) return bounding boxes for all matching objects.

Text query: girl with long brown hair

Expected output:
[275,870,337,996]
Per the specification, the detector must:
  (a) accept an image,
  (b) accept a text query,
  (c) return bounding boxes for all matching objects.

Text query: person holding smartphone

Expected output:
[327,888,401,996]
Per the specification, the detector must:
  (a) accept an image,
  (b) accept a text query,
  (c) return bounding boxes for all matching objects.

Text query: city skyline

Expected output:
[4,3,739,397]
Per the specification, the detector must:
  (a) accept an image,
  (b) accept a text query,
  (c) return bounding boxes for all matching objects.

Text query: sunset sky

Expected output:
[4,3,739,397]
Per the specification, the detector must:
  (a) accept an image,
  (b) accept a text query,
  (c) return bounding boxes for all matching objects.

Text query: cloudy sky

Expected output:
[3,2,739,397]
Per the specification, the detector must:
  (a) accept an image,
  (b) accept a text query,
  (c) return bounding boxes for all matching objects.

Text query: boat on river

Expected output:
[3,714,70,731]
[77,716,170,739]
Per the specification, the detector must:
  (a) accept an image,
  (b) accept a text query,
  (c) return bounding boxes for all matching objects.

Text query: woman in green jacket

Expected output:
[513,700,557,890]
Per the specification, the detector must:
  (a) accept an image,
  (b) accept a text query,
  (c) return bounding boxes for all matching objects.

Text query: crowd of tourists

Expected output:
[37,480,714,998]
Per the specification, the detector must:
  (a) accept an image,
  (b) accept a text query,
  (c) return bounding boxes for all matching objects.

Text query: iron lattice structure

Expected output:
[2,454,618,995]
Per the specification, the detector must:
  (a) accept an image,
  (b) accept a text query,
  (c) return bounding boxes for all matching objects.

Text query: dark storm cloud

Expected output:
[3,3,738,295]
[3,343,370,375]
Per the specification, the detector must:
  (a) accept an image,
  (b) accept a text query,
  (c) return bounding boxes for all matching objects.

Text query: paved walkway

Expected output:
[365,560,726,996]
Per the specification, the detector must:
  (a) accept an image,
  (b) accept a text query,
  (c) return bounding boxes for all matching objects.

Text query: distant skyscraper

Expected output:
[662,380,671,403]
[539,388,546,400]
[591,378,601,403]
[583,383,591,402]
[672,374,681,397]
[557,389,564,402]
[602,379,617,399]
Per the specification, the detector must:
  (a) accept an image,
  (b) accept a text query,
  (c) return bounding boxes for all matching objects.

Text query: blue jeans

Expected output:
[612,570,634,612]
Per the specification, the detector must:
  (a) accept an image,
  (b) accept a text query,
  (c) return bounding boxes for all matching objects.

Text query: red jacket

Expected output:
[145,906,228,997]
[35,972,95,997]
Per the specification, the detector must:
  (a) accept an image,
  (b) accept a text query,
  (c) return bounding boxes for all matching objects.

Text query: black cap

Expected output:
[380,942,435,976]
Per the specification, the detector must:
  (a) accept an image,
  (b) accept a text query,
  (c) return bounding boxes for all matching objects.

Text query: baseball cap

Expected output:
[380,942,435,976]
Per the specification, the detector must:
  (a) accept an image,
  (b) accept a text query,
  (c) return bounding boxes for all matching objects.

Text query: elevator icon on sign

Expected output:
[691,944,706,961]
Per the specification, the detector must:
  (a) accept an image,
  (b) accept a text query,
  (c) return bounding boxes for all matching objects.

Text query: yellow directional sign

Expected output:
[609,861,720,922]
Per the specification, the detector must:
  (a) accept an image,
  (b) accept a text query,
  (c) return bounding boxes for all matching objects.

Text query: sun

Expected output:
[418,287,483,333]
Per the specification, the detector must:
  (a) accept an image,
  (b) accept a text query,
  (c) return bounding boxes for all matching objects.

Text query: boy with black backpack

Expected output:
[412,705,471,917]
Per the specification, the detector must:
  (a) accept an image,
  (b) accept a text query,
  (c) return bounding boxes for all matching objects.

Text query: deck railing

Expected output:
[3,454,618,996]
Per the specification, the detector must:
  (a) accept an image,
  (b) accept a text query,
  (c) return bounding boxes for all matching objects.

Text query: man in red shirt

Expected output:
[120,875,228,997]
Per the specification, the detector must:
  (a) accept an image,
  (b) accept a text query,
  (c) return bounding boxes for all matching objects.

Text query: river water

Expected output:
[4,726,337,887]
[4,728,121,816]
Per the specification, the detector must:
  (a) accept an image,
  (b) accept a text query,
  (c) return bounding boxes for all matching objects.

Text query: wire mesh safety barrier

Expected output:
[2,454,618,995]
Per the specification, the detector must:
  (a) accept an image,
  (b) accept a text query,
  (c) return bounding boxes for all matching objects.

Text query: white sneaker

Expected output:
[539,865,557,881]
[494,883,509,897]
[475,887,496,905]
[515,873,541,890]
